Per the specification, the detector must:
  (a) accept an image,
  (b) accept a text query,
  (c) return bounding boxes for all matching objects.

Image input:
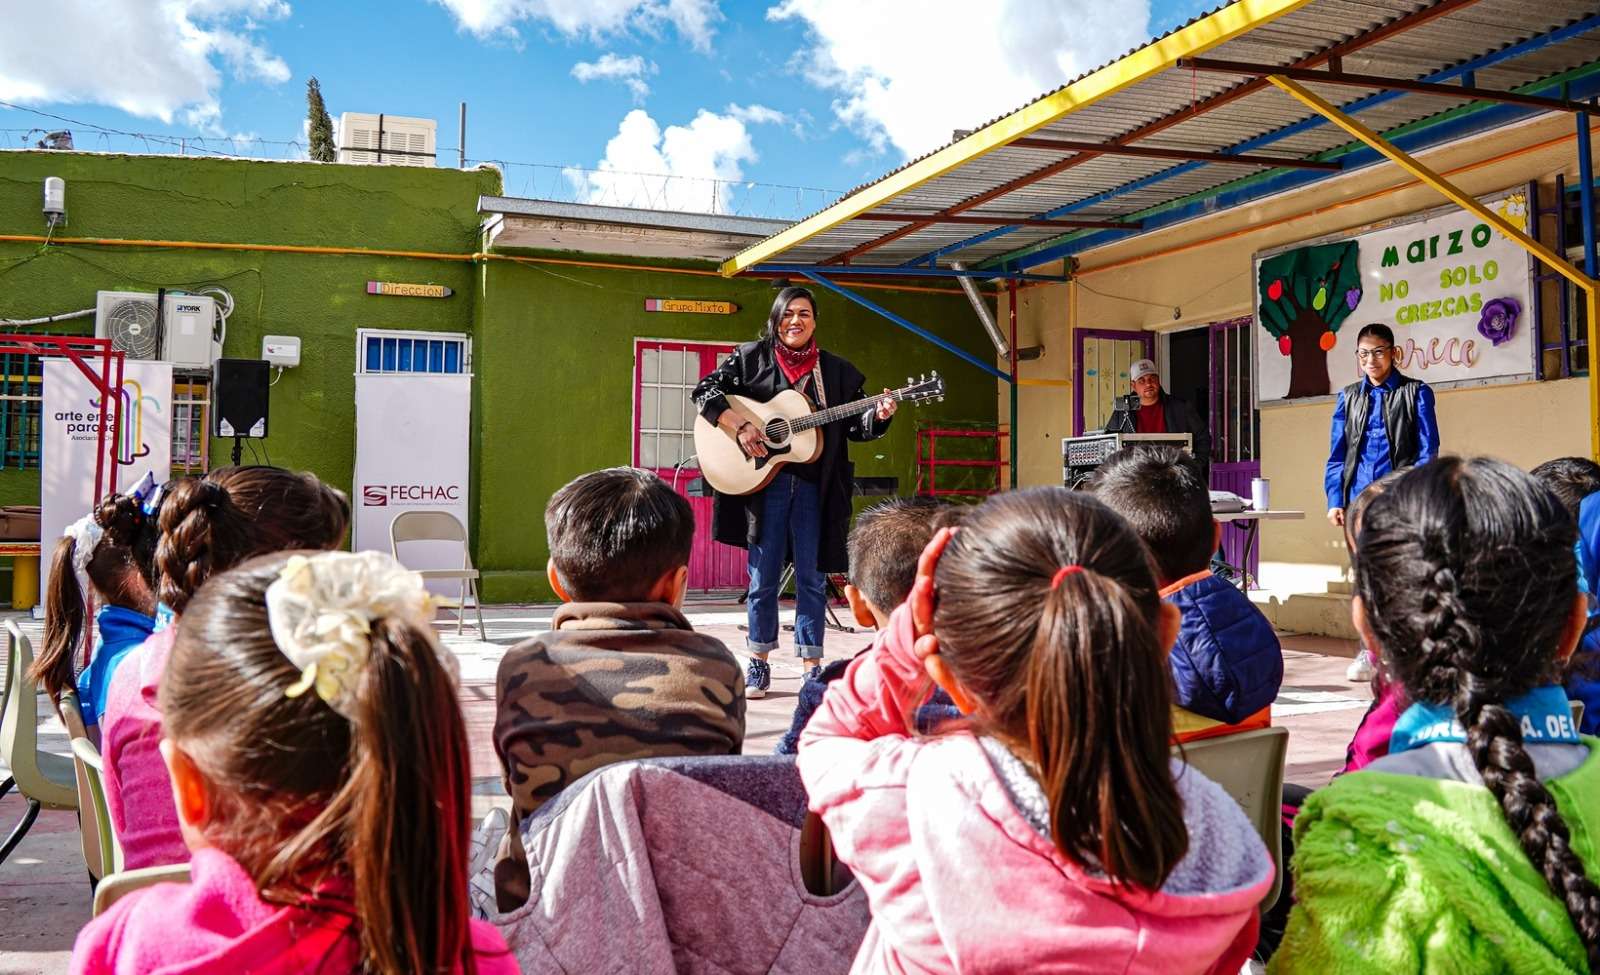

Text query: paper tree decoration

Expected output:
[1257,240,1363,398]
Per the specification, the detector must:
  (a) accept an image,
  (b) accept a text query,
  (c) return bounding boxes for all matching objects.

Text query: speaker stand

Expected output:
[231,436,243,466]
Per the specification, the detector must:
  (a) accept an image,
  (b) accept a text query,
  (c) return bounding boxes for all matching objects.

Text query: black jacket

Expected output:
[692,339,891,573]
[1108,390,1212,475]
[1337,371,1424,506]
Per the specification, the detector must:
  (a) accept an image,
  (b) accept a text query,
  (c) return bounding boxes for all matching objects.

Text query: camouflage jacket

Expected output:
[494,602,746,826]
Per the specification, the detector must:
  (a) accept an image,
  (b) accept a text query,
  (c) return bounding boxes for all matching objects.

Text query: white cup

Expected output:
[1251,477,1270,511]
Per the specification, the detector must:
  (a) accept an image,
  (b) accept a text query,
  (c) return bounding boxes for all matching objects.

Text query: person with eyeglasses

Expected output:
[1325,322,1439,680]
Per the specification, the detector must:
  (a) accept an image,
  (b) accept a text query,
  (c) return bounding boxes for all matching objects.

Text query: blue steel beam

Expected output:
[797,271,1012,383]
[907,12,1600,269]
[754,262,1066,283]
[1002,65,1600,271]
[1580,111,1597,279]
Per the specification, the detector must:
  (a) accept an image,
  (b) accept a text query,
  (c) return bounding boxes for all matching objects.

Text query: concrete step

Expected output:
[1250,588,1358,640]
[1325,580,1354,596]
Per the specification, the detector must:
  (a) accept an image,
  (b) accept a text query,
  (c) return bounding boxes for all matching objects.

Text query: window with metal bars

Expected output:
[1530,177,1593,380]
[357,329,470,375]
[0,343,211,473]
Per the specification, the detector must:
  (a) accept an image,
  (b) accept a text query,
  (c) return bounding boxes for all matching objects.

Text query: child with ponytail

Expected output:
[30,485,160,734]
[71,551,516,975]
[798,487,1272,974]
[101,466,350,869]
[1274,457,1600,973]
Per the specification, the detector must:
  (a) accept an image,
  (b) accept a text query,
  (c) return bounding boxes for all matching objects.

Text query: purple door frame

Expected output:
[1073,328,1155,435]
[1207,316,1261,584]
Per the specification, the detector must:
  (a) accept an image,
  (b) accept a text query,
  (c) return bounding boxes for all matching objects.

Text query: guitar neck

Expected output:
[791,392,900,432]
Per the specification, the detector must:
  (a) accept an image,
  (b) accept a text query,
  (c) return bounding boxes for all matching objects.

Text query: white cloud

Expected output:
[566,107,758,213]
[0,0,291,131]
[433,0,720,52]
[571,53,657,102]
[768,0,1150,159]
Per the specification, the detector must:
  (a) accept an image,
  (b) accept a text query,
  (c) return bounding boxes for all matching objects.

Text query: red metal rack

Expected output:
[914,422,1008,498]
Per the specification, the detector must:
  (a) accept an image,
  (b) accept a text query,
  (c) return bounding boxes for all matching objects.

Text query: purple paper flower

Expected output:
[1477,296,1521,347]
[1345,287,1361,310]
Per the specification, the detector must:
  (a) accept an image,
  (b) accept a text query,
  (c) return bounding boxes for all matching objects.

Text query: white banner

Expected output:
[354,373,471,596]
[42,358,173,588]
[1255,189,1534,403]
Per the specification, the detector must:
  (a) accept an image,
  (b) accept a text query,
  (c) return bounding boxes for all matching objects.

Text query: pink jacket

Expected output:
[101,627,188,869]
[71,847,519,975]
[799,603,1273,975]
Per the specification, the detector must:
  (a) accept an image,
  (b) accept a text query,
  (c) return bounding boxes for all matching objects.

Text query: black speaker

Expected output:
[212,358,270,438]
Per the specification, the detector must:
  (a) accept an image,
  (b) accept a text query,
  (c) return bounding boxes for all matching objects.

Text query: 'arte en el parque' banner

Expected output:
[1253,188,1533,403]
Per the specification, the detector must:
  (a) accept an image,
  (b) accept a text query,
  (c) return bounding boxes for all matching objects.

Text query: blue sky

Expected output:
[0,0,1213,218]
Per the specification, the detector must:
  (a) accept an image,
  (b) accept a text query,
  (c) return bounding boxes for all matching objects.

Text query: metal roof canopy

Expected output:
[721,0,1600,276]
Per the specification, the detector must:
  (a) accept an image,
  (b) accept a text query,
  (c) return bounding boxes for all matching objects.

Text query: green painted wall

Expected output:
[0,150,1000,602]
[474,256,999,601]
[0,151,498,510]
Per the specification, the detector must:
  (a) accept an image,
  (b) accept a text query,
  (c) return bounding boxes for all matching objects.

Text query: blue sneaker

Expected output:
[745,658,771,699]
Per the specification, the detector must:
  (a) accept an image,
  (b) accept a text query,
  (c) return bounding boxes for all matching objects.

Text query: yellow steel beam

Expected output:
[718,0,1315,278]
[1268,74,1600,459]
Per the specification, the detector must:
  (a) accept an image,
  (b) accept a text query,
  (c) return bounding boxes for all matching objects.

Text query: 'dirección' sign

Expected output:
[368,281,454,298]
[644,298,739,315]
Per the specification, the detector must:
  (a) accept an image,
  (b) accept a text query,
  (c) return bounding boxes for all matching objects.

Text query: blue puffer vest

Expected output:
[1165,571,1284,724]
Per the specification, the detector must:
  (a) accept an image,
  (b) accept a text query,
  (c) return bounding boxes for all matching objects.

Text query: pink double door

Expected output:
[633,339,746,591]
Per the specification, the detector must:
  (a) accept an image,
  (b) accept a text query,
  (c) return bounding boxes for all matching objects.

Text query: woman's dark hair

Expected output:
[1355,322,1396,346]
[162,553,475,974]
[931,486,1186,890]
[31,493,159,708]
[156,466,349,615]
[1355,456,1600,964]
[764,286,818,342]
[1342,467,1407,556]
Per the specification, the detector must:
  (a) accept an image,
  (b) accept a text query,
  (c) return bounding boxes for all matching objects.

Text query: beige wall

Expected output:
[993,111,1597,595]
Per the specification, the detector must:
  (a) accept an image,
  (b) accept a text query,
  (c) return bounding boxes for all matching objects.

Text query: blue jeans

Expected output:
[747,471,825,659]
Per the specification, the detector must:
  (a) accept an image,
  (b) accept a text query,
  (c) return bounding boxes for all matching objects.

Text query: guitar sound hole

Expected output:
[764,417,791,447]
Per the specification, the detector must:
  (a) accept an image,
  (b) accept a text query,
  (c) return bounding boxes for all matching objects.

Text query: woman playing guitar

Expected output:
[691,286,897,699]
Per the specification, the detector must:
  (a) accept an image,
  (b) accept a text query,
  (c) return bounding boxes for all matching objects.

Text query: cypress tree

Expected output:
[306,77,335,162]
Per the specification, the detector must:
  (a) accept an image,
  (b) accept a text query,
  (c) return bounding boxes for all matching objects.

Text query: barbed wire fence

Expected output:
[1,109,843,221]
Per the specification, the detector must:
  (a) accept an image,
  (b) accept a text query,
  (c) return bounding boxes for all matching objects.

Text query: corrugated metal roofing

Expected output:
[730,0,1600,272]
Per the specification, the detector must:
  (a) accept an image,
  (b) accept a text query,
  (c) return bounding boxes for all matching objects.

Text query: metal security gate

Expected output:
[1209,316,1261,583]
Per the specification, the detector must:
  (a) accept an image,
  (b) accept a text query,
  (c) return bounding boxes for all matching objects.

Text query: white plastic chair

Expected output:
[93,863,191,916]
[1174,726,1290,913]
[389,510,486,639]
[0,619,78,866]
[56,688,122,881]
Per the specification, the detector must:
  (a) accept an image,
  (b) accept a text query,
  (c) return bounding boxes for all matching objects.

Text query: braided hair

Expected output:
[1355,457,1600,963]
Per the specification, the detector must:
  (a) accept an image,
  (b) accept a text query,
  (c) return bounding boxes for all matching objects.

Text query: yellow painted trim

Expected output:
[1590,289,1600,460]
[718,0,1315,277]
[1018,378,1072,387]
[1267,74,1600,459]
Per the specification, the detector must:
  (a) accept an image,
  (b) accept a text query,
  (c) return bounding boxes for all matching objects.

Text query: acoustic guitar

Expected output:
[692,372,946,496]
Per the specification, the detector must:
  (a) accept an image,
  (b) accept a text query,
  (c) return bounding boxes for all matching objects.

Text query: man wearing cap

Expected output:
[1118,358,1211,475]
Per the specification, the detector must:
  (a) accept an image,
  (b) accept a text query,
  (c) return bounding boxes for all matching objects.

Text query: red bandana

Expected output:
[774,337,820,386]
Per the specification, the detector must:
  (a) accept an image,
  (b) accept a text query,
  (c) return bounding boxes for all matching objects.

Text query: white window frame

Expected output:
[356,328,472,376]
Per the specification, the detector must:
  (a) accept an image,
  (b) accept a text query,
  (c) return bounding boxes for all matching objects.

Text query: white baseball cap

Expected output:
[1129,358,1158,382]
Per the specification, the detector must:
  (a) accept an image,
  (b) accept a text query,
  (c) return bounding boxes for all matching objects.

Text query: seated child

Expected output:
[1274,458,1600,973]
[30,487,159,738]
[1335,469,1408,774]
[71,551,516,974]
[800,488,1273,973]
[493,467,743,908]
[775,498,963,755]
[1533,456,1600,734]
[1090,447,1281,739]
[100,466,351,869]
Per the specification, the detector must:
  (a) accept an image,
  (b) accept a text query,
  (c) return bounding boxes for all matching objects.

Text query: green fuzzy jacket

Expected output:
[1271,740,1600,974]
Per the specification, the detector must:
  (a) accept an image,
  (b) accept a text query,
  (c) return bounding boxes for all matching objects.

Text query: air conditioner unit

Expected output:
[94,291,217,368]
[337,113,436,167]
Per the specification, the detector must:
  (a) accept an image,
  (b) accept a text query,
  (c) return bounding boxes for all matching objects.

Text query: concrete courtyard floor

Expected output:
[0,597,1368,974]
